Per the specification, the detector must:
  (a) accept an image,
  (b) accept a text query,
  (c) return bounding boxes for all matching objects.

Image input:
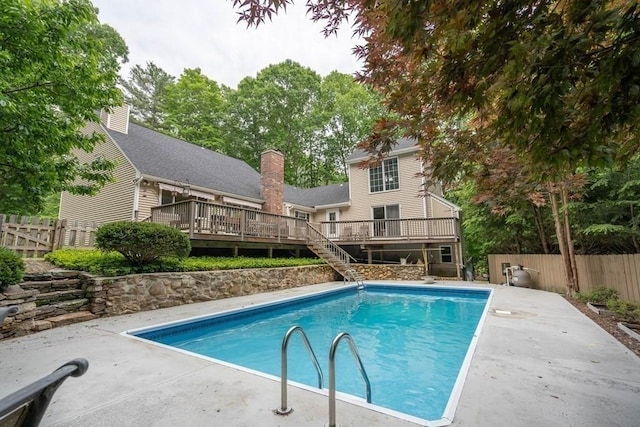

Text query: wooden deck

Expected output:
[149,201,460,248]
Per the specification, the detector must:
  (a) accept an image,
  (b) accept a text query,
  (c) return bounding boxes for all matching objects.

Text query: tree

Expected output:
[222,64,384,187]
[317,72,385,181]
[573,157,640,253]
[234,0,640,294]
[222,60,322,186]
[161,68,227,150]
[0,0,128,215]
[120,61,174,130]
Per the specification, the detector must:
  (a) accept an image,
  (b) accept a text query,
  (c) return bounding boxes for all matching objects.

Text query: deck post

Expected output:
[188,201,195,238]
[454,241,462,279]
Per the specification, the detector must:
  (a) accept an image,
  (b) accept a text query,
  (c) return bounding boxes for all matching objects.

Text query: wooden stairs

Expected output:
[305,224,364,286]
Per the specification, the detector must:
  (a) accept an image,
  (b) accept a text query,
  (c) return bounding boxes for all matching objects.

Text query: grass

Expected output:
[45,249,325,277]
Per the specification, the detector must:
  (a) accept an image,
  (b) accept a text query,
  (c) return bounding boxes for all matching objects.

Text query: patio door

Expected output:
[326,210,339,238]
[373,204,400,237]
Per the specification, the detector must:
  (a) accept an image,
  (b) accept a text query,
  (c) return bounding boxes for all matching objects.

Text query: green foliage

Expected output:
[223,60,322,186]
[316,71,386,181]
[38,192,61,218]
[222,61,385,187]
[161,68,226,150]
[606,299,640,324]
[45,249,325,276]
[0,0,128,214]
[0,248,25,291]
[120,61,174,129]
[572,156,640,254]
[95,222,190,266]
[449,180,553,269]
[576,286,619,304]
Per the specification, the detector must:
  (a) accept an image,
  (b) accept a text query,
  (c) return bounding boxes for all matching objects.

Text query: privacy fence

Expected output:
[0,215,97,257]
[488,254,640,303]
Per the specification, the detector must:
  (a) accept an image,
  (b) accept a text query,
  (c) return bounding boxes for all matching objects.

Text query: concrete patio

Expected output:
[1,281,639,426]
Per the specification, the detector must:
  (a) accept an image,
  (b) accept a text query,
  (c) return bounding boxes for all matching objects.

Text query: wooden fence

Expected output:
[0,215,97,257]
[488,254,640,303]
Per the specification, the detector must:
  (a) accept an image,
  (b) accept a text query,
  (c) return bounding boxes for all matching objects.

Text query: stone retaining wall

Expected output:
[352,264,426,281]
[86,265,337,316]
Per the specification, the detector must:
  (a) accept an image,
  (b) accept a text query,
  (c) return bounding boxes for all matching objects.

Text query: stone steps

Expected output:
[34,298,89,320]
[44,311,98,328]
[35,289,85,306]
[20,278,83,292]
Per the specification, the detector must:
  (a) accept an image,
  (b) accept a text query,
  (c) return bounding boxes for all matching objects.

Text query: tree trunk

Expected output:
[549,188,576,296]
[561,186,580,293]
[532,204,550,254]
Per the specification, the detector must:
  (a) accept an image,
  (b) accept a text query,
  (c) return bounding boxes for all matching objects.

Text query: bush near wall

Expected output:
[95,221,191,265]
[0,247,25,291]
[45,249,325,276]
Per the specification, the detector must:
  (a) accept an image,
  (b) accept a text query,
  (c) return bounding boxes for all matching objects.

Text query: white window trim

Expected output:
[368,157,400,194]
[440,245,453,264]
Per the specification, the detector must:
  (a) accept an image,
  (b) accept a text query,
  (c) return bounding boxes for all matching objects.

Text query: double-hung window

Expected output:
[440,245,453,263]
[369,158,399,193]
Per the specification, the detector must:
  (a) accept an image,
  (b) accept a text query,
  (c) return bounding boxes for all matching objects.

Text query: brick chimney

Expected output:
[260,149,284,214]
[100,104,130,134]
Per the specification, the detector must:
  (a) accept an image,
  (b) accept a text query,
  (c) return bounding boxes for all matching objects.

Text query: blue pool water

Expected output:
[130,285,490,422]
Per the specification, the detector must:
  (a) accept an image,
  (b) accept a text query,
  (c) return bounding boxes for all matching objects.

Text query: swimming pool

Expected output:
[126,284,492,425]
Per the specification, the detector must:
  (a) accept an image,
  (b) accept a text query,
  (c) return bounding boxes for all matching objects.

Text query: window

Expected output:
[369,158,399,192]
[440,246,453,263]
[294,211,310,221]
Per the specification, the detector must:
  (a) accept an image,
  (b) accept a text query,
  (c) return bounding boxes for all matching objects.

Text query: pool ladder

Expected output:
[343,268,364,289]
[275,326,371,427]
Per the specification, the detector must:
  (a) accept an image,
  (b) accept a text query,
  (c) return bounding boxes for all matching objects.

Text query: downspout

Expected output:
[132,174,142,221]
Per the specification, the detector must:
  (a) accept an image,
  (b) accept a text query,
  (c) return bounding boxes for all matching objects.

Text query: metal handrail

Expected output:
[343,268,364,288]
[275,326,324,415]
[328,332,371,427]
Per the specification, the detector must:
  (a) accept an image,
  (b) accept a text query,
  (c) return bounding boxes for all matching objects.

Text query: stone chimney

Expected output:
[260,149,284,214]
[100,104,130,134]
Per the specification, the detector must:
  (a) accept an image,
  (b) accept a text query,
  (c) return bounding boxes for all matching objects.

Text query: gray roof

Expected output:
[284,183,350,208]
[105,123,264,200]
[347,137,417,162]
[106,123,351,208]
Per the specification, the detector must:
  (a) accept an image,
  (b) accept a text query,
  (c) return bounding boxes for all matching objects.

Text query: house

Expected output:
[60,106,462,277]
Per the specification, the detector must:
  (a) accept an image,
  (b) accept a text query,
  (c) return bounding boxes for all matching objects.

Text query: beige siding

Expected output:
[429,195,457,218]
[103,105,130,134]
[136,183,160,221]
[59,122,137,224]
[342,152,425,221]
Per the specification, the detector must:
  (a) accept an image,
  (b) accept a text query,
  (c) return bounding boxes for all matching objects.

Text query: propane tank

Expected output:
[511,266,533,288]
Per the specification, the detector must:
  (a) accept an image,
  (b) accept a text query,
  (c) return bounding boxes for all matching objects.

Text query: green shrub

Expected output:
[576,286,619,304]
[606,299,640,323]
[95,221,190,266]
[0,247,25,291]
[45,249,324,276]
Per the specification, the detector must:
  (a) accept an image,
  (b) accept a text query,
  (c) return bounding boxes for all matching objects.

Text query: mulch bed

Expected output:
[565,297,640,358]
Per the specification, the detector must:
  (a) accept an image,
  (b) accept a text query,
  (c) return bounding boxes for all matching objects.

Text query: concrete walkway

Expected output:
[1,282,639,427]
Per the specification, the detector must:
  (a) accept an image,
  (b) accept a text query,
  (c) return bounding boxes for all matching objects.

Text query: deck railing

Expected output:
[317,217,460,241]
[150,201,459,242]
[150,200,308,241]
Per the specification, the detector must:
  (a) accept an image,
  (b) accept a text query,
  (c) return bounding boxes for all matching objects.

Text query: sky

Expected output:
[92,0,363,88]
